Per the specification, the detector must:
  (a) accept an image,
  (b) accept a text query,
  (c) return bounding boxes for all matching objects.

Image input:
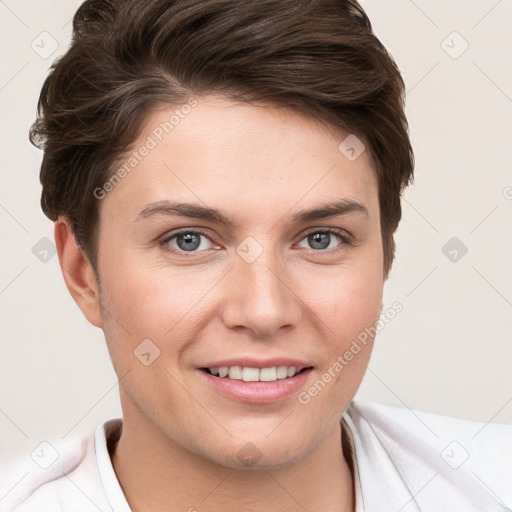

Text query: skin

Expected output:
[55,95,385,512]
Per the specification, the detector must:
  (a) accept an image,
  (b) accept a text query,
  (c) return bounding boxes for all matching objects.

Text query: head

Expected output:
[31,0,413,470]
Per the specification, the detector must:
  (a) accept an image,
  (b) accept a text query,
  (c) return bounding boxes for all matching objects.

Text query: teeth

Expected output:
[276,366,288,379]
[208,365,300,382]
[242,367,260,382]
[228,366,242,380]
[260,367,277,381]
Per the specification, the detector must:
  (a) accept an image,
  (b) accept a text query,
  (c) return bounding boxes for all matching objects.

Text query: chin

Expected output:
[199,434,315,472]
[215,450,306,472]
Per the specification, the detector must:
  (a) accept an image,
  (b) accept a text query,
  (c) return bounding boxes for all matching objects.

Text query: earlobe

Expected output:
[54,217,103,328]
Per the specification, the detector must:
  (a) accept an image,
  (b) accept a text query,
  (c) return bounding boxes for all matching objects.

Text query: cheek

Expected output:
[306,262,383,334]
[97,255,223,369]
[301,260,383,391]
[99,250,199,326]
[298,295,380,422]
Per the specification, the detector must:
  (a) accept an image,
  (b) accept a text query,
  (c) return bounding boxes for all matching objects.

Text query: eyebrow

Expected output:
[136,199,368,225]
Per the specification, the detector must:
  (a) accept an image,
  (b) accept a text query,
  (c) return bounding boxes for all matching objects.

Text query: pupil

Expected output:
[178,233,200,251]
[309,232,330,250]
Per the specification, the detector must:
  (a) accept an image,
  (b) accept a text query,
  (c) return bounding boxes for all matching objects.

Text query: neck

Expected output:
[111,406,354,512]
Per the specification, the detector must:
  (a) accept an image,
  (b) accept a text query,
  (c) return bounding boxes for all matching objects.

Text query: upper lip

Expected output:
[199,358,312,372]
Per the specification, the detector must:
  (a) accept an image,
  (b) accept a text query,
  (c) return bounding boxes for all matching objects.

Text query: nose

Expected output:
[220,249,303,338]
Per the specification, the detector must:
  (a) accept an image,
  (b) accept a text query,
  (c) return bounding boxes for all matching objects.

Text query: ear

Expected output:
[54,217,103,328]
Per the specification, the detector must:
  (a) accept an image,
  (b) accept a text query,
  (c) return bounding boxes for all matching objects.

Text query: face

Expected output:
[94,95,384,469]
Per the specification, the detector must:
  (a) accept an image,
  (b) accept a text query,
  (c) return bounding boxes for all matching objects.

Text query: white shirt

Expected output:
[1,399,511,512]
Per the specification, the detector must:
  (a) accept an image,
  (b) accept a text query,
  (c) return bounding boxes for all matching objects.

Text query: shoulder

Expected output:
[349,397,512,442]
[344,399,512,510]
[0,420,118,512]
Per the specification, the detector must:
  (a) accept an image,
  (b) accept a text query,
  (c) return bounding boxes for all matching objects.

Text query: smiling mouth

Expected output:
[201,365,312,382]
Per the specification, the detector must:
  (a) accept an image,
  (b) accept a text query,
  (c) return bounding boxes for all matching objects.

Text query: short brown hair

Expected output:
[30,0,414,278]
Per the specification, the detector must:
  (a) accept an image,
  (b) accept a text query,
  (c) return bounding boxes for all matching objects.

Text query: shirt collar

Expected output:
[342,400,510,512]
[95,418,132,512]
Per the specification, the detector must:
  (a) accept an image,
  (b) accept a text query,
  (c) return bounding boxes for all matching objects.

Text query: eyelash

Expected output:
[159,228,352,257]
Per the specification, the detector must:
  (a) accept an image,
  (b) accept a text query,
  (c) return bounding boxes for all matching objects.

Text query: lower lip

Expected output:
[197,368,313,404]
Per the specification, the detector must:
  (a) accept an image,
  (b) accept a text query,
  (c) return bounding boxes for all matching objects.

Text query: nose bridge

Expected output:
[245,256,285,304]
[221,239,301,336]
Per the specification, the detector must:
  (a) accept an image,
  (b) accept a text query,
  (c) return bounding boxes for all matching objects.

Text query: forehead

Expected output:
[100,95,378,223]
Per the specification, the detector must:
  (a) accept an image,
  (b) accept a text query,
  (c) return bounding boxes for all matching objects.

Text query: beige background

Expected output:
[0,0,511,470]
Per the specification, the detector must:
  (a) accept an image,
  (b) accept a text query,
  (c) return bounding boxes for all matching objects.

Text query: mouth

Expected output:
[197,362,314,404]
[200,365,313,382]
[201,366,312,382]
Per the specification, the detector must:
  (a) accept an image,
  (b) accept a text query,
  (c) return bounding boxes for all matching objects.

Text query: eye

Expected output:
[296,229,350,251]
[159,228,351,256]
[160,230,215,254]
